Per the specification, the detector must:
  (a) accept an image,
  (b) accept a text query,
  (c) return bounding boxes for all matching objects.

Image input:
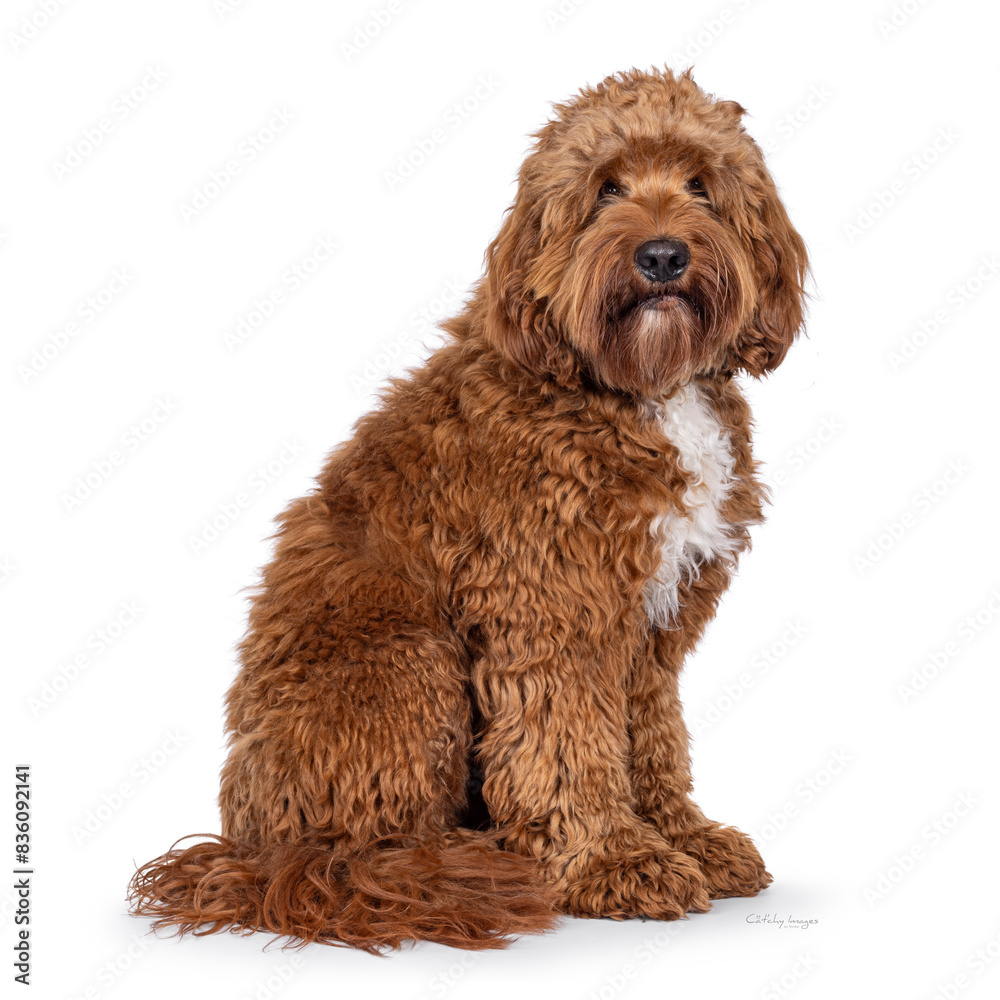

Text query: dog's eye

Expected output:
[686,176,709,199]
[598,179,622,199]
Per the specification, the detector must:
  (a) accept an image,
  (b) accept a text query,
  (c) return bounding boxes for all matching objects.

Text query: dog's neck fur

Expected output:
[643,382,740,629]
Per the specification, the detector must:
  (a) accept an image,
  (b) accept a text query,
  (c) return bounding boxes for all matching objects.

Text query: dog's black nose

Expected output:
[634,239,690,282]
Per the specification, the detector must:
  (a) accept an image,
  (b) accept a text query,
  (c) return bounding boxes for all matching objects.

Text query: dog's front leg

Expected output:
[471,622,710,921]
[629,558,772,899]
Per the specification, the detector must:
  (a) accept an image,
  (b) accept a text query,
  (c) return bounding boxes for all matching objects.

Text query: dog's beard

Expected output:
[553,222,752,397]
[594,283,704,394]
[578,263,739,396]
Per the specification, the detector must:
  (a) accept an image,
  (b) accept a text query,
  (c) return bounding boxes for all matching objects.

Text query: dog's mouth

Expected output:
[638,291,692,311]
[616,288,701,322]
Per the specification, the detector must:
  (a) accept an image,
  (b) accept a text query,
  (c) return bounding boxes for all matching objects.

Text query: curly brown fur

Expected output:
[129,66,806,950]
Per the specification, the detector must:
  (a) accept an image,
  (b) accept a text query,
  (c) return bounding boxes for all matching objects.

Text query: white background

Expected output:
[3,0,999,997]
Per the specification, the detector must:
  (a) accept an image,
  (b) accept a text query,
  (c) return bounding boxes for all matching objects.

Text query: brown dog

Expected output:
[129,66,807,951]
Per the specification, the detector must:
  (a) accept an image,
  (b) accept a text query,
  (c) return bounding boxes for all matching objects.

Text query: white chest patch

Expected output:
[643,385,740,629]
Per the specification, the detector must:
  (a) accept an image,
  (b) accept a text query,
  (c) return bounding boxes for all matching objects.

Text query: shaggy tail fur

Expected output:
[128,832,559,952]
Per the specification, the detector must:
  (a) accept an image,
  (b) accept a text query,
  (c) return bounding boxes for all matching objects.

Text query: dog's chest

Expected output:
[642,386,739,629]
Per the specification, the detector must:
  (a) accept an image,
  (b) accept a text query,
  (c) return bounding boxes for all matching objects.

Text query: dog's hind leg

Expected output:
[220,601,474,851]
[130,579,559,950]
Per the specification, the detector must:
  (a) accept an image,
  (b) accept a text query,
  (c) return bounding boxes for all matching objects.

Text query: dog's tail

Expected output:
[127,831,559,952]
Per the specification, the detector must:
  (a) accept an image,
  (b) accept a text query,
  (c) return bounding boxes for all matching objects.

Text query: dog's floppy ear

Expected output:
[483,196,548,371]
[481,155,581,385]
[732,170,808,377]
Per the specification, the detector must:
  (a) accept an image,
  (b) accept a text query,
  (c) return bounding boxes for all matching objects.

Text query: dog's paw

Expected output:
[672,823,772,899]
[557,836,711,921]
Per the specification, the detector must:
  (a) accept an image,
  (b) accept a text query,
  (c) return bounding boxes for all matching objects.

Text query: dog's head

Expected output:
[482,68,808,396]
